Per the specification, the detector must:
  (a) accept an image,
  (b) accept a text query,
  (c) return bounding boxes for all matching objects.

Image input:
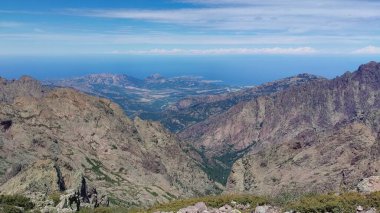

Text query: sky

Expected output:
[1,0,380,85]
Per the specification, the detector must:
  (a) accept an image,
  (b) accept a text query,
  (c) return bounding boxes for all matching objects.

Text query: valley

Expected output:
[0,62,380,213]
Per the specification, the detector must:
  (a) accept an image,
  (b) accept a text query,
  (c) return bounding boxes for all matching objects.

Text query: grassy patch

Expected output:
[74,191,380,213]
[285,192,380,213]
[48,192,61,206]
[85,157,116,184]
[79,207,131,213]
[144,187,159,197]
[142,194,268,212]
[0,195,35,210]
[188,143,256,185]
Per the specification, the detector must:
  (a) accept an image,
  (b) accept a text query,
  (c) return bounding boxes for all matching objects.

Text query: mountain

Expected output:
[0,76,221,208]
[46,74,238,119]
[162,74,324,132]
[180,62,380,194]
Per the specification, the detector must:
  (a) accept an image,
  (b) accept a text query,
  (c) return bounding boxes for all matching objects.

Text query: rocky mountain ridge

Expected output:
[180,61,380,194]
[0,76,221,209]
[162,73,324,132]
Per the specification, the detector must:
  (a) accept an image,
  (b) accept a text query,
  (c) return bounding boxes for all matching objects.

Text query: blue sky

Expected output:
[0,0,380,85]
[1,0,380,56]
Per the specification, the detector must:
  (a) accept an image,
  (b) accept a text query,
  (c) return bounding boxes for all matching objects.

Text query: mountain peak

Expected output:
[295,73,323,79]
[0,76,45,103]
[352,61,380,84]
[358,61,380,73]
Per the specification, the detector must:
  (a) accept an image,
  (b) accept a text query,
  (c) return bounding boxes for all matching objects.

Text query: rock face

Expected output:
[0,77,221,208]
[165,74,323,132]
[0,76,46,103]
[358,176,380,193]
[177,74,324,184]
[181,62,380,193]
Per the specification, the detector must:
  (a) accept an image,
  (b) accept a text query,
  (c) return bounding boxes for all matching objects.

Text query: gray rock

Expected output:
[178,206,199,213]
[255,205,281,213]
[219,204,233,212]
[194,202,208,212]
[357,176,380,193]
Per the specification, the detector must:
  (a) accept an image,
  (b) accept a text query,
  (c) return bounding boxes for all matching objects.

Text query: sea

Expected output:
[0,55,379,86]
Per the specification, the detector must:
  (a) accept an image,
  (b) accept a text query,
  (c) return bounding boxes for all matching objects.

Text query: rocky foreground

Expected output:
[155,202,377,213]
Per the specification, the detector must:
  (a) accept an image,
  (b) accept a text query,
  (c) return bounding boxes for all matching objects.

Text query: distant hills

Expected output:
[46,74,238,120]
[46,73,323,133]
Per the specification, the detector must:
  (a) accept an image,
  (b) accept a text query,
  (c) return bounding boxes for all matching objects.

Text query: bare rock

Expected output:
[178,206,199,213]
[194,202,207,212]
[0,76,221,207]
[219,204,233,212]
[255,205,281,213]
[358,176,380,193]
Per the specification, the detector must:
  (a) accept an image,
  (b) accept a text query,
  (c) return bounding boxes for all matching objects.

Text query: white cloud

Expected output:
[110,47,317,55]
[352,46,380,54]
[66,1,380,32]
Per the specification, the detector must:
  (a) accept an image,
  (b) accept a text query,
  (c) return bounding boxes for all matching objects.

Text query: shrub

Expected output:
[144,194,268,212]
[79,207,131,213]
[0,195,34,210]
[285,192,369,213]
[0,205,23,213]
[49,192,61,206]
[367,191,380,208]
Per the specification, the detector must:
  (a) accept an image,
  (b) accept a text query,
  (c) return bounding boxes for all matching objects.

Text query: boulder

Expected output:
[254,205,281,213]
[219,204,233,212]
[357,206,377,213]
[194,202,208,212]
[357,176,380,193]
[178,205,199,213]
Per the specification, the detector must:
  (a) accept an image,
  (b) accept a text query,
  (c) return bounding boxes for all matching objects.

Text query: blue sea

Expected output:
[0,55,379,86]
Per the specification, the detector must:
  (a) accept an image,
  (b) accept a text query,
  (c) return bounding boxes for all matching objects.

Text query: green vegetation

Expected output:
[141,194,268,212]
[0,205,23,213]
[188,142,256,185]
[129,191,380,213]
[79,207,131,213]
[2,191,380,213]
[144,187,159,197]
[0,195,35,211]
[85,157,116,184]
[285,192,380,213]
[48,192,61,206]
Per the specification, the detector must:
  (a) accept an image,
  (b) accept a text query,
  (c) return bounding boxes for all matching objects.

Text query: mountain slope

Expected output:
[164,74,324,132]
[180,61,380,194]
[0,77,221,208]
[226,62,380,195]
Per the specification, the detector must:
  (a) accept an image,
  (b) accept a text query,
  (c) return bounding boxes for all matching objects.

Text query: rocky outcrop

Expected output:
[0,77,221,209]
[180,62,380,194]
[358,176,380,193]
[0,76,47,103]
